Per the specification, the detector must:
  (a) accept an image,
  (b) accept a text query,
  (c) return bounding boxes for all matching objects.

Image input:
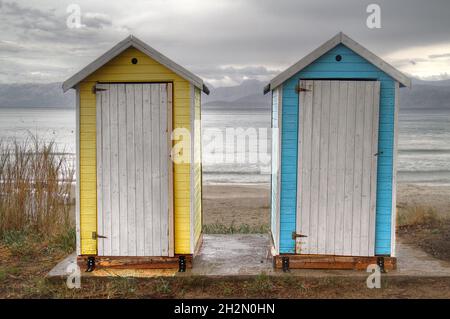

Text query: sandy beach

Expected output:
[203,183,450,229]
[397,184,450,218]
[202,184,271,228]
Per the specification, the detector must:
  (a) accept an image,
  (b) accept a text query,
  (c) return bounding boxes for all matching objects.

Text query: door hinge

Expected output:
[374,151,384,156]
[92,231,107,239]
[292,232,308,240]
[92,86,108,94]
[295,84,312,94]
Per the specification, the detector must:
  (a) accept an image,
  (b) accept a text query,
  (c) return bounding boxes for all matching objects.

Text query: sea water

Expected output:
[0,106,449,186]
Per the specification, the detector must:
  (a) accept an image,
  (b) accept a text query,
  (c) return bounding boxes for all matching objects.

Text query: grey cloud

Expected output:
[191,65,281,87]
[1,0,450,85]
[1,1,127,44]
[83,12,113,29]
[0,40,25,53]
[429,53,450,59]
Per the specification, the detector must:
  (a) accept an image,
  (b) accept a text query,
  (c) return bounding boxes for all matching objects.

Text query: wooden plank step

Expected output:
[77,255,192,270]
[274,254,396,271]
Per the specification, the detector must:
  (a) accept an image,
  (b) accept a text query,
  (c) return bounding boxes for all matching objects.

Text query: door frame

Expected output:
[95,82,174,257]
[295,79,380,256]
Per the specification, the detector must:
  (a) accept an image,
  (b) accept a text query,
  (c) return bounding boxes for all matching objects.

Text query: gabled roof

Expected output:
[63,35,209,94]
[264,32,411,94]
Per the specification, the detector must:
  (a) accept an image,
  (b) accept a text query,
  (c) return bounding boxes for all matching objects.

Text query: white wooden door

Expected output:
[96,83,172,257]
[296,80,380,257]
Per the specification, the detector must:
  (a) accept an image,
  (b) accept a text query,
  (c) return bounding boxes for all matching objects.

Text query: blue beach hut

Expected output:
[265,33,410,270]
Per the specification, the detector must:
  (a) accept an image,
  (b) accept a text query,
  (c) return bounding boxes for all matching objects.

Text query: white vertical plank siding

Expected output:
[325,81,339,255]
[151,85,162,255]
[109,85,120,256]
[334,82,348,256]
[342,82,356,256]
[309,81,322,254]
[142,84,153,256]
[317,81,330,254]
[159,84,169,256]
[97,83,170,257]
[351,82,365,256]
[134,84,145,256]
[126,84,137,256]
[360,83,374,256]
[296,80,380,257]
[118,84,128,255]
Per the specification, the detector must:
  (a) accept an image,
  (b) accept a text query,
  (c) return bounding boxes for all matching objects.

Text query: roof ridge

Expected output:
[62,35,209,94]
[265,32,410,93]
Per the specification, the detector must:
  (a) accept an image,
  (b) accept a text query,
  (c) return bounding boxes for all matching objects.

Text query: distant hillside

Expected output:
[204,78,450,110]
[204,93,271,108]
[400,83,450,109]
[0,78,449,110]
[0,83,74,108]
[204,79,265,103]
[203,79,270,108]
[411,78,450,87]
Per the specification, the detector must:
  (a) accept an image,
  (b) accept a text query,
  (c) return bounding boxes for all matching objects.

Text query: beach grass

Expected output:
[0,136,75,246]
[397,205,442,227]
[203,222,269,234]
[397,205,450,262]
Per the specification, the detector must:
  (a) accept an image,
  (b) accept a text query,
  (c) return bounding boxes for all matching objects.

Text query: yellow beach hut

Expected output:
[63,35,208,271]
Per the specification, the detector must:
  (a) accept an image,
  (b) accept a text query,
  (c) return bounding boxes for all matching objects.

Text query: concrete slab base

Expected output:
[47,234,450,278]
[47,252,177,278]
[395,239,450,277]
[189,234,273,276]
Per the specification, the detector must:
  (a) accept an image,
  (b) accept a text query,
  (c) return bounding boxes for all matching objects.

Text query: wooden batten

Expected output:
[274,255,397,271]
[193,233,203,257]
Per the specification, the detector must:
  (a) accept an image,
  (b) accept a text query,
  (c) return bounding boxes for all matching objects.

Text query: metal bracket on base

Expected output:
[178,256,186,272]
[377,257,386,273]
[86,257,95,272]
[282,257,290,272]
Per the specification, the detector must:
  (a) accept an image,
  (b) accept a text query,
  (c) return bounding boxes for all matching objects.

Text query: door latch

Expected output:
[292,232,308,240]
[92,231,107,239]
[374,151,384,156]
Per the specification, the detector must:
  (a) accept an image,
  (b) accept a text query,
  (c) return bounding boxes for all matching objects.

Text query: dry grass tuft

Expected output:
[0,136,74,242]
[397,205,441,227]
[203,222,269,234]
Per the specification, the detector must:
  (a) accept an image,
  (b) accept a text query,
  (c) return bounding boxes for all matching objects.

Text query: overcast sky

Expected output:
[1,0,450,87]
